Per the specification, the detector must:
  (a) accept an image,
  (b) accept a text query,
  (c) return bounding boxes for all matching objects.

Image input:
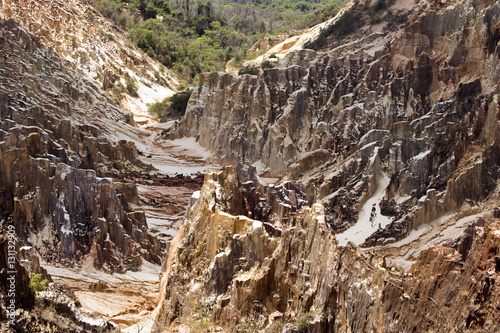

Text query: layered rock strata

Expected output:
[0,19,163,272]
[167,0,500,242]
[155,167,500,332]
[1,0,177,122]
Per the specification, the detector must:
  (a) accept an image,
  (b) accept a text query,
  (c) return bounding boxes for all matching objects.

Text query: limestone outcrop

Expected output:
[0,0,177,122]
[0,20,163,272]
[155,167,500,332]
[167,0,500,243]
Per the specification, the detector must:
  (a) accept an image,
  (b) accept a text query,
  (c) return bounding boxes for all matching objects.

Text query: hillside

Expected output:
[89,0,349,81]
[0,0,499,332]
[159,0,500,330]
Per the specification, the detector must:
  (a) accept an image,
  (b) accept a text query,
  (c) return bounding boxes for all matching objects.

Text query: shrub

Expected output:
[86,9,95,22]
[261,60,273,69]
[148,91,191,121]
[29,273,49,293]
[372,0,387,13]
[144,2,158,19]
[298,312,311,332]
[154,70,161,80]
[239,67,259,75]
[109,81,125,104]
[125,76,138,96]
[370,14,382,24]
[169,92,191,113]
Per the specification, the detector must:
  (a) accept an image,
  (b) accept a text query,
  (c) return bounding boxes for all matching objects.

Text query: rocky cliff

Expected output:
[155,166,499,332]
[0,19,163,274]
[1,0,500,331]
[167,0,500,245]
[0,0,177,123]
[155,0,500,331]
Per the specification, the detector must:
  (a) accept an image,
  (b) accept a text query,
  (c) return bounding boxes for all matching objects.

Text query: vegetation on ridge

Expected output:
[91,0,348,84]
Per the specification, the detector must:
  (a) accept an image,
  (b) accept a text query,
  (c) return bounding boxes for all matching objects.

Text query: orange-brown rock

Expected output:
[155,167,500,332]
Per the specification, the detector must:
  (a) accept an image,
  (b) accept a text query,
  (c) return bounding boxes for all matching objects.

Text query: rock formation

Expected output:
[155,167,500,332]
[0,233,118,332]
[0,19,163,273]
[0,0,177,123]
[1,0,500,331]
[167,0,500,244]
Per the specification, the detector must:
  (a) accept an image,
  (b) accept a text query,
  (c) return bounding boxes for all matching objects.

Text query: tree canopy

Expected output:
[92,0,348,83]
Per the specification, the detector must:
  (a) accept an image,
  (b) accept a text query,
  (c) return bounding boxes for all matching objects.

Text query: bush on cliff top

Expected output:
[92,0,348,82]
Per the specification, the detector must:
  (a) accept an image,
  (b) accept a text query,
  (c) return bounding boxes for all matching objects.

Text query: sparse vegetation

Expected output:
[297,312,311,332]
[188,300,216,332]
[261,59,272,68]
[109,81,126,105]
[86,9,95,21]
[239,67,259,75]
[29,273,49,293]
[370,13,381,24]
[125,75,138,96]
[266,319,284,332]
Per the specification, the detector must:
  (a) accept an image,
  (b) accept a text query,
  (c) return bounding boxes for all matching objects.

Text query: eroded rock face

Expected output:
[0,20,162,272]
[0,233,118,332]
[167,0,500,242]
[1,0,177,122]
[155,167,500,332]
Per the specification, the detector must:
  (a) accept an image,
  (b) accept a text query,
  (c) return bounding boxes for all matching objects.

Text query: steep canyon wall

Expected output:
[167,0,500,243]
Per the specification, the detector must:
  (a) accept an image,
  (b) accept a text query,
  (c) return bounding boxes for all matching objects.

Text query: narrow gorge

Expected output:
[1,0,499,332]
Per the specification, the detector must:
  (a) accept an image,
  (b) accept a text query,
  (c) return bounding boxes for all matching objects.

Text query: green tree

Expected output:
[144,2,158,19]
[29,273,49,293]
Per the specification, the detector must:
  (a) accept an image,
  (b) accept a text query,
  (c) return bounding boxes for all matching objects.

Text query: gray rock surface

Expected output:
[0,20,162,272]
[168,0,500,242]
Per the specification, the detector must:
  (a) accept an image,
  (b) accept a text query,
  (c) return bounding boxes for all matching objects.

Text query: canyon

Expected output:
[1,0,500,332]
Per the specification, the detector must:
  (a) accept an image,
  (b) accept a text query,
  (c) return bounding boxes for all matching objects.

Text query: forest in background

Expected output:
[90,0,348,84]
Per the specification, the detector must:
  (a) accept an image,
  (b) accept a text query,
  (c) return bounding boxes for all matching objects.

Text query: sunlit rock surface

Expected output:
[168,0,500,247]
[155,167,500,331]
[0,0,177,124]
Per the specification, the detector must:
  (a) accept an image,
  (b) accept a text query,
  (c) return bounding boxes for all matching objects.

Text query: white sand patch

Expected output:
[166,137,213,160]
[95,117,219,175]
[336,173,392,246]
[42,259,161,285]
[151,160,220,176]
[383,211,488,263]
[41,259,161,329]
[147,217,180,238]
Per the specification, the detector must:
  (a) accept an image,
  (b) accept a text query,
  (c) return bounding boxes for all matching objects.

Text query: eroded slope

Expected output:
[166,0,500,250]
[154,167,500,332]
